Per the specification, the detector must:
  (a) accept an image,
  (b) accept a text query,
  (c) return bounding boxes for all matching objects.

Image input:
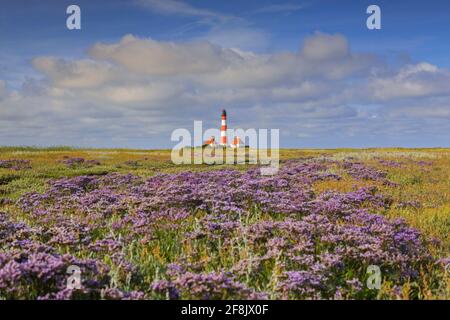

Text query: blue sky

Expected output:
[1,0,450,148]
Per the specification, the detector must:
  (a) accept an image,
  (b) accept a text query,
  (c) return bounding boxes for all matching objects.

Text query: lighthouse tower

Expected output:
[220,109,227,146]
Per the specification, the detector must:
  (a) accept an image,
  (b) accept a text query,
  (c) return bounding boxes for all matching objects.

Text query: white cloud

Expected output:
[387,105,450,119]
[203,25,270,52]
[32,57,115,88]
[135,0,229,21]
[301,32,349,61]
[89,34,244,76]
[89,82,186,105]
[1,33,450,148]
[134,0,268,52]
[369,62,450,100]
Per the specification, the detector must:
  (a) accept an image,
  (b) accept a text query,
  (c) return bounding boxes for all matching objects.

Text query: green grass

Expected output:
[1,147,449,299]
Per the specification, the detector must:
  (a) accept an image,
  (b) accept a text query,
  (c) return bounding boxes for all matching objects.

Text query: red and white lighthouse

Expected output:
[220,109,227,146]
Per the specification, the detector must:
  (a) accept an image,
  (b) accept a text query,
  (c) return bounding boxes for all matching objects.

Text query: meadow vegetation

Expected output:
[0,147,448,299]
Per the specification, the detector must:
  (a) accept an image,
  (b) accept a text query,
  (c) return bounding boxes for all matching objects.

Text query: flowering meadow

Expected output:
[0,147,448,300]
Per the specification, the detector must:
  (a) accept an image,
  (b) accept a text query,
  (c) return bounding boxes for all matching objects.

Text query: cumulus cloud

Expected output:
[301,32,349,61]
[88,34,245,76]
[1,32,450,148]
[369,62,450,100]
[32,58,115,88]
[88,33,377,86]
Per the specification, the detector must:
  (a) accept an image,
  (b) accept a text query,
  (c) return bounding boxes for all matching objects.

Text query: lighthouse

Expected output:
[220,109,227,146]
[203,109,241,147]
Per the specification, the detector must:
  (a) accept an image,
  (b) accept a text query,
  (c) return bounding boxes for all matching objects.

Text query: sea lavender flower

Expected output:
[8,158,438,300]
[0,159,31,170]
[154,272,268,300]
